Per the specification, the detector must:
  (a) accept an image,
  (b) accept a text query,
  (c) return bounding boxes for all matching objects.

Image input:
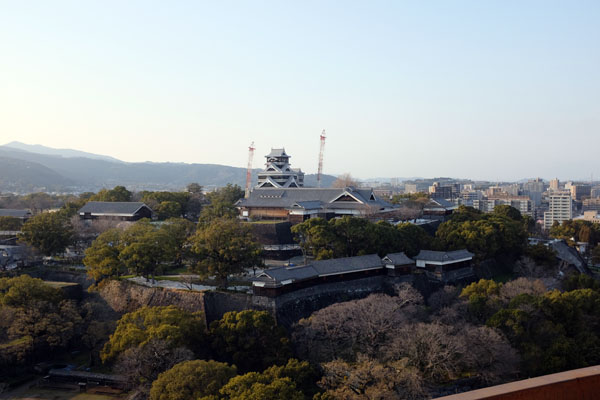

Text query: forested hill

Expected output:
[0,145,336,193]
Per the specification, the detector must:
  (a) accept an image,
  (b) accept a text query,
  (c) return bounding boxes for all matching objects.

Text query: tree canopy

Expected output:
[209,310,292,373]
[18,212,74,256]
[189,218,261,287]
[149,360,237,400]
[101,305,205,362]
[90,186,132,202]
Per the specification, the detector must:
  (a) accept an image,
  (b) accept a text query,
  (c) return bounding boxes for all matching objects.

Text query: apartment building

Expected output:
[544,192,573,230]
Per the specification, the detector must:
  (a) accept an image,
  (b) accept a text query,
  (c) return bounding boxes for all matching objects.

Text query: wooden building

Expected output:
[237,186,396,223]
[78,201,153,221]
[413,249,474,283]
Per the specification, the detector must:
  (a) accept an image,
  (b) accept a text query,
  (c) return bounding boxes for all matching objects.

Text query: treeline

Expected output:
[96,305,319,400]
[292,205,530,262]
[290,274,600,398]
[0,275,114,371]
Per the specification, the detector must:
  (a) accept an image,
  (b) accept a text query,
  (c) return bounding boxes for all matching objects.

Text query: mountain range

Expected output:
[0,142,337,193]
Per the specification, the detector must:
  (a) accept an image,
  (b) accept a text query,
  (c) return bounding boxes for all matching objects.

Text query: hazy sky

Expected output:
[1,1,599,181]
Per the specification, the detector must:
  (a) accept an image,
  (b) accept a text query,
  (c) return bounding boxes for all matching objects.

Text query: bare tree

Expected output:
[319,355,426,400]
[332,173,360,188]
[116,339,194,395]
[292,291,423,363]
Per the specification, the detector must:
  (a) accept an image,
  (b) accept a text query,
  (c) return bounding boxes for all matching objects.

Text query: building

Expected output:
[429,182,454,200]
[543,192,572,230]
[583,198,600,212]
[256,148,305,188]
[549,178,561,191]
[575,211,600,224]
[404,184,418,194]
[422,198,458,218]
[252,250,473,297]
[237,186,395,223]
[253,254,385,297]
[570,184,591,201]
[413,249,475,282]
[78,202,153,221]
[0,209,32,221]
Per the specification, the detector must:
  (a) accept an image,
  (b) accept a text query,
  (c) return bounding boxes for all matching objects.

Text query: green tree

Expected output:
[159,218,196,268]
[209,310,292,372]
[101,305,205,362]
[18,212,74,256]
[149,360,237,400]
[91,186,132,202]
[493,205,522,221]
[291,218,335,260]
[186,183,203,194]
[0,216,22,231]
[155,201,182,220]
[189,218,261,287]
[200,184,244,222]
[524,244,558,268]
[221,375,304,400]
[119,221,176,279]
[0,275,63,308]
[83,228,126,283]
[436,212,527,261]
[460,279,503,322]
[396,222,433,257]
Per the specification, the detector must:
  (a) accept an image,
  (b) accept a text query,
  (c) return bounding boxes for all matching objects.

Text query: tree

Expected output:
[149,360,237,400]
[189,217,261,287]
[119,221,176,279]
[155,201,182,220]
[331,173,360,188]
[319,356,425,400]
[159,218,196,268]
[221,375,304,400]
[209,310,292,372]
[100,305,206,362]
[116,339,194,394]
[0,275,63,308]
[90,186,132,202]
[18,212,74,256]
[493,205,522,221]
[200,184,245,222]
[293,289,423,364]
[84,228,126,283]
[291,218,335,260]
[186,183,203,194]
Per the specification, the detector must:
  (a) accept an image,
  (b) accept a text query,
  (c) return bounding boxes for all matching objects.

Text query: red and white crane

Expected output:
[317,130,326,188]
[245,141,255,198]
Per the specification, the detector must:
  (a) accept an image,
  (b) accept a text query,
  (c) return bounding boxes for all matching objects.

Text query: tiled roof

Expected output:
[383,252,414,265]
[266,148,288,158]
[237,187,392,211]
[0,209,32,218]
[78,201,151,216]
[311,254,383,276]
[414,249,474,262]
[257,254,384,284]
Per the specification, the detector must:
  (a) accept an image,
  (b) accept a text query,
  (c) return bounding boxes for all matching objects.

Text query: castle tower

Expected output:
[256,148,305,188]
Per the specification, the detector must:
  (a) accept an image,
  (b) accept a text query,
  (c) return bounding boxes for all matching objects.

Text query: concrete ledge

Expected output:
[435,365,600,400]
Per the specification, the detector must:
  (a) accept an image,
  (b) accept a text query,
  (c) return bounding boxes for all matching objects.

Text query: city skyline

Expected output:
[1,1,599,180]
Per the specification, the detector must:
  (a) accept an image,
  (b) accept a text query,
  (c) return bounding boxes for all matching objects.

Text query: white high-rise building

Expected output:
[544,192,572,230]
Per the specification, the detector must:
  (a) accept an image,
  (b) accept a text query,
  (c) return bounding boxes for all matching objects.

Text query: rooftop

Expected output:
[78,201,151,216]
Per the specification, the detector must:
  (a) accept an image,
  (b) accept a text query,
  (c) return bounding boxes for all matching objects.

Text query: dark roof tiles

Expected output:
[78,201,151,216]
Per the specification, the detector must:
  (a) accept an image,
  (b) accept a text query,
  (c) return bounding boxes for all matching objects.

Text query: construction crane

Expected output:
[317,130,326,188]
[245,141,255,198]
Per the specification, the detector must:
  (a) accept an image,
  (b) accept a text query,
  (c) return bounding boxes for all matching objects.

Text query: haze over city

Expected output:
[2,1,599,181]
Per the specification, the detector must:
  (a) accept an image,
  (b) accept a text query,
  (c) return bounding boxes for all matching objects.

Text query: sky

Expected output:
[1,1,599,181]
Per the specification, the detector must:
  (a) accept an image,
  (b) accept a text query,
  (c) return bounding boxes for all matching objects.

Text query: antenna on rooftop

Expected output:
[317,130,326,188]
[245,141,255,198]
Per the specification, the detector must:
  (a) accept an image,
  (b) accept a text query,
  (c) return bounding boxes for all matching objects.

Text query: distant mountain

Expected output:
[0,156,73,192]
[3,141,124,163]
[0,145,336,193]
